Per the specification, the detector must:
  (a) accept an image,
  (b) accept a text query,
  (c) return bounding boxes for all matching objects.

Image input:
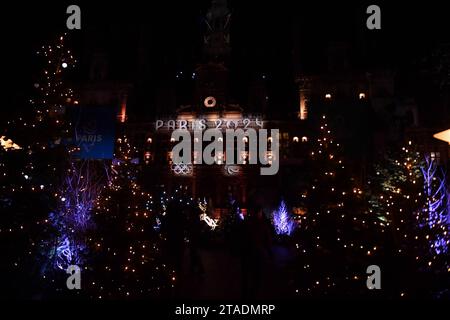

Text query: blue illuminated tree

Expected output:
[419,156,449,268]
[273,200,295,236]
[47,161,104,271]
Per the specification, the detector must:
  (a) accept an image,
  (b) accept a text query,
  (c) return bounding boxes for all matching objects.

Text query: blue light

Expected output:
[273,200,295,236]
[420,156,449,255]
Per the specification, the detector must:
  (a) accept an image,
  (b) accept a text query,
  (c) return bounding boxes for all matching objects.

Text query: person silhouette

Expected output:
[240,205,273,298]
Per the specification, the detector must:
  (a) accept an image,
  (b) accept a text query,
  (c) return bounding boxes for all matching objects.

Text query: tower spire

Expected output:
[203,0,231,61]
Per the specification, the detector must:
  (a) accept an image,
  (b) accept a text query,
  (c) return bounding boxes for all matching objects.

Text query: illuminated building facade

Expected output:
[75,0,449,213]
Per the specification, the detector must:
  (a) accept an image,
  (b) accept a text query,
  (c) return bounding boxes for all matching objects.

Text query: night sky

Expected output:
[1,1,449,120]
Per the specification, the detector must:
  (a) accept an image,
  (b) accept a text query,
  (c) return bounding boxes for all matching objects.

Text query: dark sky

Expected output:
[1,1,449,119]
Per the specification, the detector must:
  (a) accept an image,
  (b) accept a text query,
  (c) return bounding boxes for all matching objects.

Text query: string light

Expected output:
[87,135,173,299]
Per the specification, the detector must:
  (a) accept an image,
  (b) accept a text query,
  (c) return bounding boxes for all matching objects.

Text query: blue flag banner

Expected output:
[70,106,116,159]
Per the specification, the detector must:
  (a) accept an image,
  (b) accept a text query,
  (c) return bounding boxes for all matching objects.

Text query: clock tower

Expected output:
[193,0,232,111]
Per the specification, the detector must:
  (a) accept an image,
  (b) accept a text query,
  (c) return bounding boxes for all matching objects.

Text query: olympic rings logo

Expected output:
[171,163,193,175]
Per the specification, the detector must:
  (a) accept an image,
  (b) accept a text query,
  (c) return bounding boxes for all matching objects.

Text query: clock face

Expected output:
[204,96,217,108]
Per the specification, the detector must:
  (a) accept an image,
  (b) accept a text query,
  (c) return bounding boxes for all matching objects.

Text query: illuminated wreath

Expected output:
[204,96,217,108]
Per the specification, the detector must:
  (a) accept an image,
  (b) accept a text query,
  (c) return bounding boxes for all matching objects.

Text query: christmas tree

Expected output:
[292,114,381,297]
[41,162,104,269]
[272,200,295,236]
[88,136,172,299]
[0,33,80,298]
[301,115,373,253]
[419,156,449,272]
[368,141,449,297]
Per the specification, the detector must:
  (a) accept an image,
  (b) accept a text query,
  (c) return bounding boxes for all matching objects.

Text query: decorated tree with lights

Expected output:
[292,114,381,297]
[368,143,424,233]
[0,33,77,215]
[272,200,295,236]
[0,33,81,297]
[27,34,95,284]
[11,33,77,192]
[37,160,104,294]
[305,115,345,247]
[300,115,373,252]
[419,156,449,271]
[369,144,427,245]
[366,142,424,295]
[88,136,171,299]
[368,142,449,297]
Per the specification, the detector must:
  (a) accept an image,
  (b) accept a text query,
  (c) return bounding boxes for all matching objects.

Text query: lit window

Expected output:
[293,136,299,143]
[268,137,273,143]
[243,137,248,143]
[216,152,224,165]
[241,151,249,164]
[144,152,152,165]
[299,90,308,120]
[266,151,273,164]
[359,92,366,100]
[325,93,332,99]
[302,136,308,143]
[147,137,152,144]
[170,138,175,143]
[430,152,441,164]
[193,151,199,164]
